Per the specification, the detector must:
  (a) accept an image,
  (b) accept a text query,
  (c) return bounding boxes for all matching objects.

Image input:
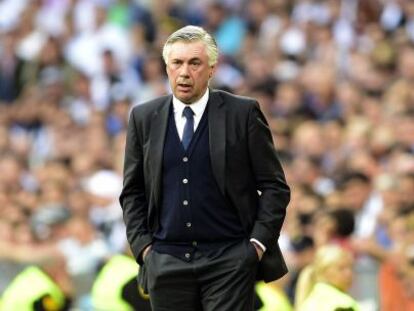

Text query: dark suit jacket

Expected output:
[120,89,291,282]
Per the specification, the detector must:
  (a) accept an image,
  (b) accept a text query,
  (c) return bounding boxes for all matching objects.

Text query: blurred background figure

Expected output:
[0,258,73,311]
[91,253,152,311]
[0,0,413,309]
[284,235,315,305]
[255,275,293,311]
[295,244,359,311]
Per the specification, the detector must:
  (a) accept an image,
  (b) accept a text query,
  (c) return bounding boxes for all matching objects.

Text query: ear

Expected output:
[209,65,216,79]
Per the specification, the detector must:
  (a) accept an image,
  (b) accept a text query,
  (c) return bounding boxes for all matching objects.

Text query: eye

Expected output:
[170,60,182,68]
[190,61,201,68]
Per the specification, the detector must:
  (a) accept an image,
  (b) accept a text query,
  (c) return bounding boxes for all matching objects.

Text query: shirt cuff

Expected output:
[249,238,266,252]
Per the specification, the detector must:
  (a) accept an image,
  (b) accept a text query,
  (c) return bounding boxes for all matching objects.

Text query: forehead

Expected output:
[168,40,208,61]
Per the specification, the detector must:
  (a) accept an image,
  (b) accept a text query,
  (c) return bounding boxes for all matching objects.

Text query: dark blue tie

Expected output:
[182,106,194,150]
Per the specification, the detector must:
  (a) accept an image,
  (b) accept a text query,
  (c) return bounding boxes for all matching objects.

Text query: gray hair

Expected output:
[162,25,219,66]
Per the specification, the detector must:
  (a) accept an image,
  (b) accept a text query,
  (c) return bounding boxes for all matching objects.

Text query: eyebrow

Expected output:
[171,57,202,62]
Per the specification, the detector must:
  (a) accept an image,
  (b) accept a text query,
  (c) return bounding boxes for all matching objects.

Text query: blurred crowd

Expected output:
[0,0,414,310]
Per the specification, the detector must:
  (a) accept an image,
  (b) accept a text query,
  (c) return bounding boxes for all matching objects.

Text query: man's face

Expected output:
[166,40,215,104]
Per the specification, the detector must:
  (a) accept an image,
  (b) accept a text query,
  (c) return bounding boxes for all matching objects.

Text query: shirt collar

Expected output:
[172,88,209,118]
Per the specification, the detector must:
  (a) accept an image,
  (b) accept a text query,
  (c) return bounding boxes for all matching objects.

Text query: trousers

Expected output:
[144,240,259,311]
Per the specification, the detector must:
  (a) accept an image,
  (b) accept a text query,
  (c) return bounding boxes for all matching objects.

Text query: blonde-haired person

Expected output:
[295,245,360,311]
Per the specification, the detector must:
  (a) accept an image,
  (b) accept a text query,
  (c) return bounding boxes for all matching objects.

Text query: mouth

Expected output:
[177,83,192,92]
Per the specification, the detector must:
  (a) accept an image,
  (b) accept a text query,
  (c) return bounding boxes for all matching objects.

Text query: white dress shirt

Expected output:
[172,89,209,140]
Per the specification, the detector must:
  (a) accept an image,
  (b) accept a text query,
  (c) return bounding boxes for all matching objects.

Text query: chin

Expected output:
[178,96,193,104]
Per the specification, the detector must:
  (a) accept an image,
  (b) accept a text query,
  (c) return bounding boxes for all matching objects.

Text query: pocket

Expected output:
[247,242,259,263]
[143,248,152,265]
[138,264,149,295]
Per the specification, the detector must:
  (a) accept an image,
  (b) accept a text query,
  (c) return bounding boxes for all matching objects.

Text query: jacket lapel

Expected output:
[149,96,171,208]
[208,90,226,196]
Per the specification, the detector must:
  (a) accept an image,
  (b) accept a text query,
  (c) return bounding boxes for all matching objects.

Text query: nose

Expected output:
[179,63,190,78]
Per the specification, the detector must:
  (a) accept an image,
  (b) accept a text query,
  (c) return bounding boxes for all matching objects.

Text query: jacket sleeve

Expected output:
[119,109,152,265]
[247,102,290,249]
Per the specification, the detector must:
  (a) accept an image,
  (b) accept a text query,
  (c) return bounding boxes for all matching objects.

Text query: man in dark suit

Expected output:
[120,25,290,311]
